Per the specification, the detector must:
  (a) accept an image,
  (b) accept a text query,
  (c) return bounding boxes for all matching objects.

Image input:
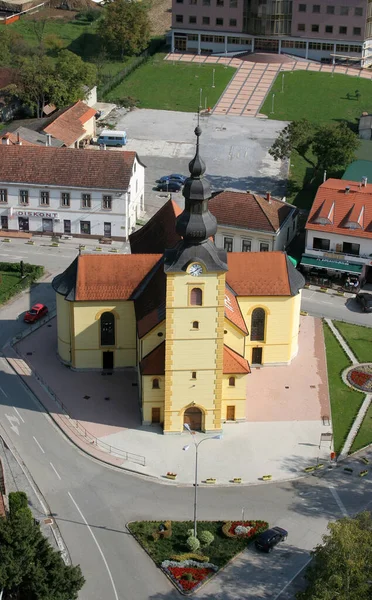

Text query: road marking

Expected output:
[33,436,45,454]
[328,484,348,517]
[5,414,20,435]
[68,492,119,600]
[0,386,8,398]
[50,462,61,480]
[13,407,25,423]
[273,556,312,600]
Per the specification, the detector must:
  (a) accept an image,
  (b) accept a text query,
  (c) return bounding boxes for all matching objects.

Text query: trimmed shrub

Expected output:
[9,491,28,515]
[199,530,214,547]
[186,536,200,552]
[171,552,209,562]
[187,529,194,537]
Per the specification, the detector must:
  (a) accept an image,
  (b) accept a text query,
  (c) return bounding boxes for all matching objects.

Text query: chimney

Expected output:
[345,186,350,194]
[1,134,10,145]
[266,192,271,203]
[16,132,22,145]
[46,134,52,147]
[362,176,368,187]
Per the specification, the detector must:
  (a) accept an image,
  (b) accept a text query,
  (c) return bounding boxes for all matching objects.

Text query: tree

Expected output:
[312,122,360,171]
[54,50,97,106]
[98,0,151,58]
[268,119,316,165]
[297,512,372,600]
[0,491,85,600]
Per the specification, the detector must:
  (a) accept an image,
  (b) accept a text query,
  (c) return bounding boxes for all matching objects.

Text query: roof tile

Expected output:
[140,342,165,375]
[130,199,182,254]
[224,286,248,334]
[43,100,96,147]
[226,252,291,296]
[223,345,251,374]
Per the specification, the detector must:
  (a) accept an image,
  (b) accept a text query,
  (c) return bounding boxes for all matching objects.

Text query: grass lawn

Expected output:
[106,53,236,111]
[0,272,22,303]
[260,71,372,125]
[351,402,372,453]
[323,322,365,454]
[333,321,372,364]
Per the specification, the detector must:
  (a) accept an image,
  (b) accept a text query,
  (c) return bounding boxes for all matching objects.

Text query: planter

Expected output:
[95,247,102,252]
[109,248,118,253]
[262,475,272,481]
[51,242,59,247]
[79,245,86,251]
[232,478,242,484]
[304,466,316,473]
[359,470,368,477]
[361,457,369,465]
[300,310,308,316]
[316,463,324,469]
[344,467,353,473]
[2,238,11,242]
[205,478,216,484]
[26,241,35,245]
[166,472,177,480]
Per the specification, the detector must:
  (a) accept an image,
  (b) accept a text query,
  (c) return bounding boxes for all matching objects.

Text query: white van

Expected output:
[97,130,127,147]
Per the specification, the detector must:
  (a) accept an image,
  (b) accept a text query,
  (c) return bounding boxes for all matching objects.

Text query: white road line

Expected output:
[50,462,62,480]
[273,556,312,600]
[33,436,45,454]
[68,492,119,600]
[13,407,25,423]
[0,386,8,398]
[328,484,348,517]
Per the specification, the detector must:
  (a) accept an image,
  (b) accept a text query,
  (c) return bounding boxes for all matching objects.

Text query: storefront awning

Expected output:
[301,255,363,274]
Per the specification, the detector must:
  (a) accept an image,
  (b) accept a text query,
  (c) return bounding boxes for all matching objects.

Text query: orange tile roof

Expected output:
[0,132,35,146]
[43,101,96,146]
[306,178,372,239]
[226,252,291,296]
[140,342,165,375]
[209,191,294,233]
[223,345,250,374]
[75,254,162,301]
[224,286,248,334]
[130,199,182,254]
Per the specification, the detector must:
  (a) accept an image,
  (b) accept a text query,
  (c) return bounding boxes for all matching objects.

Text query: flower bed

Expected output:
[222,520,268,539]
[162,559,218,593]
[347,365,372,392]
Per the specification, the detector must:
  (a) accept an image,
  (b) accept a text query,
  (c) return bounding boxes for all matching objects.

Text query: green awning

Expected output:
[287,255,298,267]
[300,255,363,274]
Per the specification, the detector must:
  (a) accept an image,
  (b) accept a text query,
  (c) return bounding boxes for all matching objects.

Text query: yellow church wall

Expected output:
[71,301,137,369]
[140,322,165,360]
[221,374,246,421]
[289,292,301,360]
[238,295,300,365]
[223,320,245,356]
[171,339,218,370]
[142,376,165,424]
[56,293,71,364]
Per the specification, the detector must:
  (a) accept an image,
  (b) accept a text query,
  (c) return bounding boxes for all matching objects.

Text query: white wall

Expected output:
[274,211,298,251]
[306,228,372,261]
[215,226,275,252]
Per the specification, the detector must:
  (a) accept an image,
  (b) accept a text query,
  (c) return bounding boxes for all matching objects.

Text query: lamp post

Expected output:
[199,88,203,109]
[183,423,222,538]
[212,68,215,88]
[281,72,285,93]
[271,93,275,114]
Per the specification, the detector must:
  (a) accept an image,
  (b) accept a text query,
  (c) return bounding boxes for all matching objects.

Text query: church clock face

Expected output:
[189,263,203,277]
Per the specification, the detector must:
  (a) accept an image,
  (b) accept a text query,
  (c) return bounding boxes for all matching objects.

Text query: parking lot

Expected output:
[100,108,289,219]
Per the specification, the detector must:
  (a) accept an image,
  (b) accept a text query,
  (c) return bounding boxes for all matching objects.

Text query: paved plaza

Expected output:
[11,315,333,484]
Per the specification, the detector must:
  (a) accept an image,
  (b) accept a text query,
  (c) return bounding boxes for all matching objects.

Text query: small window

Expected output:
[339,26,347,34]
[355,6,363,15]
[312,3,320,11]
[340,5,348,15]
[203,16,210,23]
[216,17,224,25]
[192,321,199,329]
[190,0,197,4]
[152,378,160,389]
[203,0,210,5]
[190,287,202,306]
[312,24,319,32]
[191,371,197,379]
[61,192,70,207]
[313,237,330,251]
[217,0,224,4]
[224,237,233,252]
[189,15,197,22]
[298,3,306,10]
[230,0,237,6]
[326,4,334,13]
[242,239,251,252]
[19,190,29,205]
[40,191,49,206]
[325,25,333,33]
[0,189,7,203]
[82,193,91,208]
[102,195,112,209]
[228,376,235,387]
[157,332,163,337]
[260,242,269,252]
[298,23,305,31]
[176,14,183,21]
[229,18,237,25]
[80,221,91,235]
[353,27,361,35]
[100,312,115,346]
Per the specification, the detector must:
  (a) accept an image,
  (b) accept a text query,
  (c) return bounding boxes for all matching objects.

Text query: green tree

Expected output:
[0,492,85,600]
[297,512,372,600]
[54,49,97,106]
[312,122,360,171]
[268,119,316,166]
[98,0,151,58]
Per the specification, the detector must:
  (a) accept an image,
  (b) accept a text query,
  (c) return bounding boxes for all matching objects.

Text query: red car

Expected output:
[24,303,48,323]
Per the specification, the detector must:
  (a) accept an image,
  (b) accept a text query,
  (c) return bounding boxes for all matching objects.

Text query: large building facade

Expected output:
[172,0,372,65]
[53,129,304,433]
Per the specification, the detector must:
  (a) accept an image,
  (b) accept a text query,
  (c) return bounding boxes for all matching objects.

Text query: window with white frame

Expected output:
[61,192,70,207]
[260,242,269,252]
[242,239,251,252]
[0,189,7,203]
[82,193,91,208]
[19,190,29,205]
[102,195,112,210]
[40,191,50,206]
[224,237,233,252]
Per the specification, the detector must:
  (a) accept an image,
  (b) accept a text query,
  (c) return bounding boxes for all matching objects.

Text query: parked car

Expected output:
[356,293,372,313]
[255,527,288,553]
[24,303,48,324]
[156,181,182,192]
[158,174,187,184]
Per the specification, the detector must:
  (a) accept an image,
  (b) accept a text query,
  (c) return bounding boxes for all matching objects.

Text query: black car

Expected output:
[156,181,182,192]
[356,293,372,313]
[255,526,288,553]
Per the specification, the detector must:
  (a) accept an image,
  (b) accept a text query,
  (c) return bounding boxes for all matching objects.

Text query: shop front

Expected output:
[12,210,59,234]
[300,255,363,291]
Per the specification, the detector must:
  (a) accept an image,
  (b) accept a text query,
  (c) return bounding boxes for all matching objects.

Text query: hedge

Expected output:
[0,262,44,305]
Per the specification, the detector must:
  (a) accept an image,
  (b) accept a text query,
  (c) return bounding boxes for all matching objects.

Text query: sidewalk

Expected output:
[2,315,333,485]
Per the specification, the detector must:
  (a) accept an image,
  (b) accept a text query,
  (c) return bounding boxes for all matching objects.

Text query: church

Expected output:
[52,127,304,434]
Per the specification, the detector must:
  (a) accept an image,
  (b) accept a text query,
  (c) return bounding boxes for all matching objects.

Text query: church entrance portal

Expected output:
[184,407,202,431]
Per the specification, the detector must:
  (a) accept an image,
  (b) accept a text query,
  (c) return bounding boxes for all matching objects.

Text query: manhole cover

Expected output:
[44,518,53,525]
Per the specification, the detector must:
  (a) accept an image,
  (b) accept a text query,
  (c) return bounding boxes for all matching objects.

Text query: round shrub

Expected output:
[199,530,214,547]
[186,536,200,552]
[187,529,194,537]
[183,573,193,581]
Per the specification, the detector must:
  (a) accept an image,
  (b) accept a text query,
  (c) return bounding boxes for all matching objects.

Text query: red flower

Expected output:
[167,566,213,591]
[228,521,258,537]
[350,370,371,388]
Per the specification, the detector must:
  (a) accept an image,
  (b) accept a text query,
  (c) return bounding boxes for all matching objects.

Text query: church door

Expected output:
[184,407,202,431]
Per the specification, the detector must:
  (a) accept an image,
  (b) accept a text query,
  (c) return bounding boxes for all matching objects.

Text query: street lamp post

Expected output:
[183,423,222,538]
[199,88,203,109]
[271,93,275,114]
[212,68,215,88]
[281,72,285,93]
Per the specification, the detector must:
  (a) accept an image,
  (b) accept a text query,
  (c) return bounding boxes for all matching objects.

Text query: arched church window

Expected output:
[251,308,265,341]
[190,288,202,306]
[100,312,115,346]
[229,376,235,387]
[152,378,160,389]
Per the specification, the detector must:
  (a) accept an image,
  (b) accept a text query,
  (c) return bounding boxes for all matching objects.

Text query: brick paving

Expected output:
[165,52,372,117]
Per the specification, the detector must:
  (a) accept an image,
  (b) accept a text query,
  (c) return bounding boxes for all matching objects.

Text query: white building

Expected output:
[0,145,145,240]
[302,178,372,284]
